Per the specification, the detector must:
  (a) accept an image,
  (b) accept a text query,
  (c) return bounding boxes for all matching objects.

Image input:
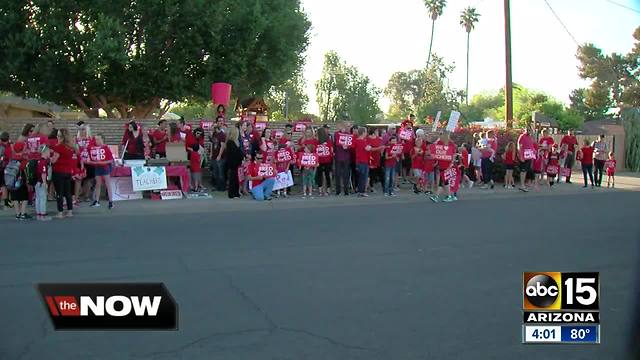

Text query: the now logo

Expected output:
[37,283,178,330]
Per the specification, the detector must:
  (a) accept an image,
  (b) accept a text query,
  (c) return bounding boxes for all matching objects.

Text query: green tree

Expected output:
[459,6,480,106]
[170,99,216,120]
[264,72,308,120]
[384,70,428,119]
[576,26,640,113]
[316,51,381,124]
[424,0,447,68]
[569,88,610,121]
[0,0,310,118]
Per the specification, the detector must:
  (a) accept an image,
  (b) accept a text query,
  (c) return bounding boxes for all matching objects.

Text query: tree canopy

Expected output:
[264,72,308,120]
[316,51,381,124]
[0,0,311,118]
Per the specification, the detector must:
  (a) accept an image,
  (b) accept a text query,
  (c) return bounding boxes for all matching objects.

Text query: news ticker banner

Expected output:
[522,272,600,344]
[37,283,178,330]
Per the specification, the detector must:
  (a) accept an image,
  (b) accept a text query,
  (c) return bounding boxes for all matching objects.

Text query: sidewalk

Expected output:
[3,177,637,220]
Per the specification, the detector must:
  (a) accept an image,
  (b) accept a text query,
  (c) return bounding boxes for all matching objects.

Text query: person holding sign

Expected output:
[546,144,560,187]
[247,153,275,201]
[410,137,426,194]
[354,128,372,197]
[429,132,457,203]
[367,128,385,193]
[334,123,353,196]
[315,127,333,196]
[300,144,319,198]
[517,126,537,192]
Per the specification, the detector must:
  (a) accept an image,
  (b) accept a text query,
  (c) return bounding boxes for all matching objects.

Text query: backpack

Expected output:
[4,160,22,191]
[25,159,38,186]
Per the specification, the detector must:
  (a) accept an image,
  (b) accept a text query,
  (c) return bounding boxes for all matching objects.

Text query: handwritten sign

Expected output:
[109,176,143,202]
[391,144,404,155]
[398,127,413,141]
[523,149,537,160]
[560,167,572,177]
[429,144,455,161]
[433,111,442,132]
[272,170,294,191]
[300,153,319,167]
[446,111,461,132]
[200,121,214,130]
[131,166,168,192]
[294,122,307,132]
[160,190,183,200]
[258,163,276,178]
[336,133,353,148]
[546,165,559,175]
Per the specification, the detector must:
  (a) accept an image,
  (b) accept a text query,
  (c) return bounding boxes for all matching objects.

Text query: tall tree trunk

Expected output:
[466,31,470,106]
[427,20,436,68]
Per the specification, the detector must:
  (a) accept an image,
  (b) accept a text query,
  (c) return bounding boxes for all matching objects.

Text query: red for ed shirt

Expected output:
[316,140,333,164]
[367,137,382,168]
[27,134,49,160]
[354,138,370,165]
[89,145,114,170]
[384,147,398,168]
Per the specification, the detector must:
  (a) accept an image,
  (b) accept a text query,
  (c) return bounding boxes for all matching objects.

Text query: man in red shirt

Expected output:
[247,153,276,201]
[353,127,372,197]
[152,120,169,158]
[27,124,49,160]
[560,129,578,183]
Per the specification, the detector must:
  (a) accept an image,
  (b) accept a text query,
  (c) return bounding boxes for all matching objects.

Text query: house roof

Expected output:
[532,111,558,127]
[0,96,64,117]
[578,118,623,135]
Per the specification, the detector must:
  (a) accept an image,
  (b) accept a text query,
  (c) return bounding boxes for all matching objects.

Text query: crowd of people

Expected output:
[0,113,619,220]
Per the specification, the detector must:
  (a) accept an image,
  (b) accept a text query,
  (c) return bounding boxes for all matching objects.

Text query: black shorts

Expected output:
[84,165,95,180]
[505,164,514,170]
[156,152,167,158]
[10,181,28,201]
[0,167,4,187]
[519,160,532,173]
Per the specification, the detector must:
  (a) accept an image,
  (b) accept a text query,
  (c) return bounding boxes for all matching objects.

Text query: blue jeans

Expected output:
[356,163,369,194]
[582,164,594,186]
[210,159,226,191]
[251,177,275,201]
[384,167,395,195]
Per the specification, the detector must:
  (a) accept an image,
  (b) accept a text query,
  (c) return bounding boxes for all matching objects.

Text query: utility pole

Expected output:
[284,91,289,120]
[504,0,514,128]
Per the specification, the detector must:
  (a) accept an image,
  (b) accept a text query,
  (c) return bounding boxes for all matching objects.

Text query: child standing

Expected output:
[87,134,114,209]
[189,144,202,192]
[532,148,545,191]
[423,146,436,195]
[301,144,318,198]
[503,142,516,189]
[383,136,401,196]
[546,144,560,187]
[35,145,51,221]
[606,152,617,188]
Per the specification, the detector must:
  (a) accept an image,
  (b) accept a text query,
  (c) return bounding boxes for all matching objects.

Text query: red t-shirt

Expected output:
[36,158,49,183]
[52,143,76,174]
[354,138,370,165]
[579,146,594,165]
[401,138,414,154]
[12,141,26,161]
[486,138,498,153]
[367,137,382,168]
[89,145,114,170]
[423,157,435,173]
[27,134,49,160]
[190,151,202,173]
[384,147,398,168]
[504,150,516,165]
[518,133,536,160]
[316,140,333,164]
[434,139,456,170]
[461,148,470,168]
[153,129,169,153]
[548,152,560,166]
[76,136,96,163]
[538,136,555,150]
[561,135,578,153]
[533,156,544,172]
[248,162,263,188]
[606,159,617,174]
[411,145,425,170]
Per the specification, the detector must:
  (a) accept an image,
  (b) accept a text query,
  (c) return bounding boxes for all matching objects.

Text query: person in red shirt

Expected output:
[34,145,51,221]
[353,127,372,197]
[367,128,385,193]
[315,127,334,196]
[51,129,77,218]
[9,141,31,219]
[86,134,114,209]
[152,120,169,158]
[606,152,617,188]
[383,136,402,196]
[410,137,426,193]
[423,145,436,194]
[430,132,457,202]
[75,124,96,203]
[189,144,203,192]
[260,128,277,163]
[532,148,546,191]
[577,139,595,188]
[560,129,579,183]
[546,144,560,187]
[517,126,537,192]
[503,142,517,189]
[247,153,276,201]
[121,121,145,160]
[178,118,192,140]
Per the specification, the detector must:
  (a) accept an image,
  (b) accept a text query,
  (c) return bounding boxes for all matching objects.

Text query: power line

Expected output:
[542,0,580,46]
[602,0,640,14]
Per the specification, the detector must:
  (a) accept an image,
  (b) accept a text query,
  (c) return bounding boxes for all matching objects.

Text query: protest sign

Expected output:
[294,122,307,132]
[300,153,319,167]
[109,177,143,202]
[433,111,442,132]
[523,149,537,160]
[430,144,455,161]
[277,148,293,162]
[446,111,461,132]
[131,166,168,192]
[258,163,276,178]
[336,133,353,148]
[273,171,294,191]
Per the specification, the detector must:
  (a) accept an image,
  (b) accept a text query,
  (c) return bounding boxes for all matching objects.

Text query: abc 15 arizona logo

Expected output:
[523,272,599,323]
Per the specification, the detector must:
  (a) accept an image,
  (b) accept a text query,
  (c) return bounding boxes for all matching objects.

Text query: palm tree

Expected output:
[424,0,447,68]
[460,6,480,105]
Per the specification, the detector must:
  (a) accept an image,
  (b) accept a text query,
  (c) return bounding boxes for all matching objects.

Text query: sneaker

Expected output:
[283,193,289,198]
[429,195,440,203]
[5,200,14,208]
[90,201,101,208]
[20,213,32,220]
[490,181,495,189]
[108,202,113,210]
[384,193,389,197]
[451,195,458,201]
[16,214,22,220]
[390,193,397,197]
[38,216,52,222]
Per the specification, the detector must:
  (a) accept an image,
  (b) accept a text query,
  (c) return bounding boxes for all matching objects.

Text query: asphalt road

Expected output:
[0,190,638,360]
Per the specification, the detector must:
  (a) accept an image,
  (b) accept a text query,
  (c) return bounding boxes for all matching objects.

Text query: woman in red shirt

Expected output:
[121,121,145,160]
[577,139,595,188]
[315,127,334,196]
[51,129,77,218]
[503,142,517,189]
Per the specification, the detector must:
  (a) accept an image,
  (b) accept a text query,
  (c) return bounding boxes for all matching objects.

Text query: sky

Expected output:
[299,0,640,116]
